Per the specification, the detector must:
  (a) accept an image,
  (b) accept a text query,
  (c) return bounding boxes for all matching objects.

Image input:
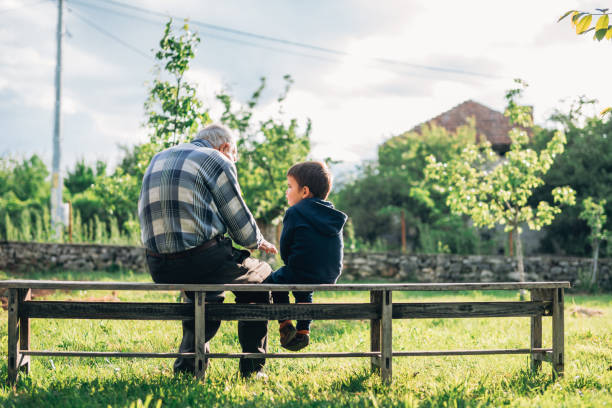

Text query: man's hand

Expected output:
[258,240,278,254]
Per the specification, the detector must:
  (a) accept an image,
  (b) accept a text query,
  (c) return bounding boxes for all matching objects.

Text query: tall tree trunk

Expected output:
[515,228,526,301]
[400,210,406,253]
[590,238,600,288]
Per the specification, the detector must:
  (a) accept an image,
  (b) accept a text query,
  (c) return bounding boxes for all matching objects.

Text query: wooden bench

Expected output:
[3,280,569,385]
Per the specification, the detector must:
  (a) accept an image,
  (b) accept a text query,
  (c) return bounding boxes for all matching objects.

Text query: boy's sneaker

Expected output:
[279,320,297,348]
[284,331,310,351]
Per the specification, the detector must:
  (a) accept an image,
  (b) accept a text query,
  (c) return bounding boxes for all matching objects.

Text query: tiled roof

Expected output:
[410,100,531,146]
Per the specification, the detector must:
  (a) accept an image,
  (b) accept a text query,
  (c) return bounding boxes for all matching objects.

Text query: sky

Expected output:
[1,0,611,176]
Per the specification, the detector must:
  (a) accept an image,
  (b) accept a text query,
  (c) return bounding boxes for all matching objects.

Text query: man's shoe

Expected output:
[254,371,268,382]
[279,320,297,348]
[283,332,309,352]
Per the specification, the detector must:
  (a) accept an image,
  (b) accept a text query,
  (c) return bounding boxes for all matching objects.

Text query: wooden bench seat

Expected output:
[2,280,569,385]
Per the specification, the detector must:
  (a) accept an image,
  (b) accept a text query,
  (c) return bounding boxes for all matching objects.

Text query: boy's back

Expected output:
[277,197,347,284]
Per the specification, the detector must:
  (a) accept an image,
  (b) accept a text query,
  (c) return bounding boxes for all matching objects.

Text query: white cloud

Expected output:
[2,0,612,174]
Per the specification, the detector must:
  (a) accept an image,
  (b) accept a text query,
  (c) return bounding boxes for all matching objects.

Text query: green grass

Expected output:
[0,269,610,407]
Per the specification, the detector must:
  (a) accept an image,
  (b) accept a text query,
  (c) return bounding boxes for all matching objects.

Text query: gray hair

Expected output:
[196,123,236,147]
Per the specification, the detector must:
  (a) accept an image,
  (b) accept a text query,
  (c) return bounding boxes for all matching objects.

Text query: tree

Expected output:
[89,19,210,235]
[93,20,310,243]
[217,75,311,234]
[335,121,487,254]
[378,121,478,252]
[425,80,576,299]
[65,159,107,197]
[530,97,612,257]
[0,155,51,240]
[144,19,210,149]
[579,197,609,287]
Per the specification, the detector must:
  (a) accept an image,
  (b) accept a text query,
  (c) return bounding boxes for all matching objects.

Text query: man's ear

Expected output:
[218,142,230,153]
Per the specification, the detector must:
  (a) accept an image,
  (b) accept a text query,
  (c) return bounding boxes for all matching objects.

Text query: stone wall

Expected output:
[342,252,612,290]
[0,241,146,273]
[0,241,610,290]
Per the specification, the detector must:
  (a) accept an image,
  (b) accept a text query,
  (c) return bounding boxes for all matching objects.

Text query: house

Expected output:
[409,99,531,154]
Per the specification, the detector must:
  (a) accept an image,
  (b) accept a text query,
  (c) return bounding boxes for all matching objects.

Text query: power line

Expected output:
[92,0,500,80]
[66,0,352,66]
[68,0,161,26]
[67,6,152,60]
[96,0,348,57]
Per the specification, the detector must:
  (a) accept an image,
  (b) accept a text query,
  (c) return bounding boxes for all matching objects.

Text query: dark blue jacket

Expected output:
[271,198,347,284]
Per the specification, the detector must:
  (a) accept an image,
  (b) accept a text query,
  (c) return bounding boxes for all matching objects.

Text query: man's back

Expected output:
[138,138,261,254]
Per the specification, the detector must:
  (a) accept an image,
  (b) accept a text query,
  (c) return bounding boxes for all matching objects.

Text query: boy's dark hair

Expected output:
[287,161,332,199]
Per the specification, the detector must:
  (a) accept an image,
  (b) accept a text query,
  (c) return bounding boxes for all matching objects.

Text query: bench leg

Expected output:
[370,291,382,374]
[530,289,543,372]
[18,289,31,375]
[381,290,393,384]
[194,291,207,379]
[552,288,564,379]
[7,289,19,386]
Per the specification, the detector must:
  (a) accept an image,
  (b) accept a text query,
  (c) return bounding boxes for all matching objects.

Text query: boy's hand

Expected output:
[258,240,278,254]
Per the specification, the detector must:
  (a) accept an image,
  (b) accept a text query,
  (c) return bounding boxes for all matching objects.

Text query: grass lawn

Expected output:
[0,269,610,407]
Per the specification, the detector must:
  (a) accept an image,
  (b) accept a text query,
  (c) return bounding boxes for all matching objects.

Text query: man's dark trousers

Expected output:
[146,236,272,377]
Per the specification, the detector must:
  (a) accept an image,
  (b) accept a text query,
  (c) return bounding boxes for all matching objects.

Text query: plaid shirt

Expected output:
[138,139,263,254]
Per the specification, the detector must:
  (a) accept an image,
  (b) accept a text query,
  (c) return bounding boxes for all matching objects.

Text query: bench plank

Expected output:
[20,348,554,359]
[21,301,379,320]
[1,280,571,291]
[21,350,380,358]
[392,301,552,319]
[21,301,552,321]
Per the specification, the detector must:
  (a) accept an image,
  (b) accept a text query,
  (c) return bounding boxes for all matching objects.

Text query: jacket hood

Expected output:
[292,198,347,237]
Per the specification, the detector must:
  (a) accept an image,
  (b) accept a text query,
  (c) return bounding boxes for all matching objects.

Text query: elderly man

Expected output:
[138,123,277,378]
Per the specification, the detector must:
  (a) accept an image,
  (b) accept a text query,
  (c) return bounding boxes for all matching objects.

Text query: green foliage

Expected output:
[2,155,49,202]
[93,20,310,237]
[580,197,609,287]
[530,98,612,256]
[145,19,210,149]
[426,80,575,234]
[64,159,106,197]
[214,75,311,224]
[0,155,50,240]
[425,80,575,287]
[336,121,487,254]
[580,197,609,243]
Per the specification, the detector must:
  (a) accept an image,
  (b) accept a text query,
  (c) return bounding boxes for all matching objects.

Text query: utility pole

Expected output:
[51,0,64,237]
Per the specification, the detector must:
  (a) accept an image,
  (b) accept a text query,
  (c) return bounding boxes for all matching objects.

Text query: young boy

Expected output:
[265,161,348,351]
